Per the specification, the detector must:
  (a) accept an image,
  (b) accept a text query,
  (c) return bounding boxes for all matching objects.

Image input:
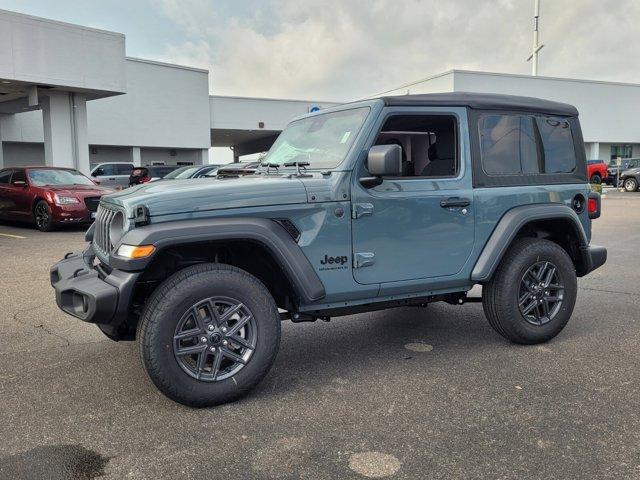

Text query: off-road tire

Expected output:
[137,263,281,407]
[33,200,55,232]
[482,238,577,344]
[624,177,638,192]
[590,173,601,184]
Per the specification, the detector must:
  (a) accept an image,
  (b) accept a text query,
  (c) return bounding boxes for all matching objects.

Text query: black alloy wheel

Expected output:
[173,297,257,382]
[518,261,564,326]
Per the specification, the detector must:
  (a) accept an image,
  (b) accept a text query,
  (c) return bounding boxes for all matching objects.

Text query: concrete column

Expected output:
[131,146,141,166]
[199,148,209,165]
[42,91,90,174]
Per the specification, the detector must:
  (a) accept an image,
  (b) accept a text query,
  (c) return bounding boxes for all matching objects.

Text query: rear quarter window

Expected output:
[535,117,576,173]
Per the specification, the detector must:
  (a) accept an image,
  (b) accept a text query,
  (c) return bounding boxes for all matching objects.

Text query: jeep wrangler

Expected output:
[51,92,606,407]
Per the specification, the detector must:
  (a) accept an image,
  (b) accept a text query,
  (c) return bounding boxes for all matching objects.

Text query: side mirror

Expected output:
[12,180,26,187]
[359,144,402,188]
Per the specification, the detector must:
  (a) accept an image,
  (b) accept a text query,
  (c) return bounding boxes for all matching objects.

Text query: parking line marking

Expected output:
[0,232,26,239]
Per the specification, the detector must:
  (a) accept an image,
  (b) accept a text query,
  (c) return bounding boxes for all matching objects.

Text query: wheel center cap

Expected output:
[209,332,223,345]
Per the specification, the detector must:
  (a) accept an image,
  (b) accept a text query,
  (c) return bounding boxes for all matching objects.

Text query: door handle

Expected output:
[440,197,471,208]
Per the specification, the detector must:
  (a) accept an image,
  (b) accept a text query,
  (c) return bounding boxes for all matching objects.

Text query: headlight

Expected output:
[116,244,156,259]
[55,195,80,205]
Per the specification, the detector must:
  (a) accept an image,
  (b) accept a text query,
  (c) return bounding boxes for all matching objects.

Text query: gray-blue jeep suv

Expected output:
[51,92,607,407]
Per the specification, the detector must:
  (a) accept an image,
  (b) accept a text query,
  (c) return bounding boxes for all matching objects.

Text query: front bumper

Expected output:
[50,245,138,327]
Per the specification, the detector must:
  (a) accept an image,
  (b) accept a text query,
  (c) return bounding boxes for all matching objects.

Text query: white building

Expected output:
[377,69,640,161]
[0,9,334,173]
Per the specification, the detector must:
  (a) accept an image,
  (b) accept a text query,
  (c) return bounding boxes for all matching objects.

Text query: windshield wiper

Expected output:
[260,162,280,174]
[283,160,311,178]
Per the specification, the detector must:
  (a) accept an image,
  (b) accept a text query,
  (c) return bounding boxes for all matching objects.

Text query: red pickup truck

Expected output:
[587,160,607,184]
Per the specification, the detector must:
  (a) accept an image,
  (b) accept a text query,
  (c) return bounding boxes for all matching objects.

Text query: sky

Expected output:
[1,0,640,103]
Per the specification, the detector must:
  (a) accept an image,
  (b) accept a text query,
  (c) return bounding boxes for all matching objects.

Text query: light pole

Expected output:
[526,0,544,76]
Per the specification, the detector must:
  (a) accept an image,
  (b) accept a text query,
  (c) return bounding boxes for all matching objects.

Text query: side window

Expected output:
[372,114,458,178]
[0,170,12,184]
[116,164,133,175]
[11,170,26,183]
[479,115,539,175]
[535,117,576,173]
[94,164,116,176]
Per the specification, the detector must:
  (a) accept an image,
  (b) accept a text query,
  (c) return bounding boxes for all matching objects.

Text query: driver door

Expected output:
[350,107,475,285]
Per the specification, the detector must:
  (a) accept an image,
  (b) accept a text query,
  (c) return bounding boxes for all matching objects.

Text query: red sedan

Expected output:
[0,166,115,231]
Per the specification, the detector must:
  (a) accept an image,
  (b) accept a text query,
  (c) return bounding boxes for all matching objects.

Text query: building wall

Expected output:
[210,96,336,131]
[87,59,210,148]
[1,58,211,150]
[89,145,133,165]
[0,9,126,95]
[2,141,44,166]
[372,71,455,97]
[141,148,203,166]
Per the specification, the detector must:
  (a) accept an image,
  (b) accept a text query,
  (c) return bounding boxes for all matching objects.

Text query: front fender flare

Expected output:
[471,204,589,282]
[110,217,326,303]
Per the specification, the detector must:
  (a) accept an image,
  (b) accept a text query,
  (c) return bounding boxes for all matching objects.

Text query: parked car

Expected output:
[211,161,261,177]
[605,158,639,186]
[90,162,134,188]
[128,165,181,186]
[162,165,222,180]
[0,166,114,231]
[52,92,606,407]
[619,163,640,192]
[586,160,607,184]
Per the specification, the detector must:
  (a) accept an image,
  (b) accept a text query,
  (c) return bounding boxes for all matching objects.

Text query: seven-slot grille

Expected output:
[93,204,118,257]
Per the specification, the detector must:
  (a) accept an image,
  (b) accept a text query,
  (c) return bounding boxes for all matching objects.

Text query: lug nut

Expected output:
[221,327,227,333]
[207,325,215,331]
[209,346,216,352]
[222,340,228,346]
[201,337,208,343]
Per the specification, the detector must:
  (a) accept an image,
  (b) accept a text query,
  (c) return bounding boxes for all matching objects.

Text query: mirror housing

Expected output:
[12,180,26,187]
[359,144,402,188]
[367,144,401,176]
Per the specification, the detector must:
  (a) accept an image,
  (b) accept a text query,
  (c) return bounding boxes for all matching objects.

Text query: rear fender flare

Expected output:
[471,204,589,282]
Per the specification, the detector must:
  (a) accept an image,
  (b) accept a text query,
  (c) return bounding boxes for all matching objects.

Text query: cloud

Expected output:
[153,0,640,100]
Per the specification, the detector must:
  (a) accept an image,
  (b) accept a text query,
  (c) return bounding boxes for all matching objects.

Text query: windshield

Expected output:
[28,169,94,186]
[164,166,200,179]
[261,107,370,169]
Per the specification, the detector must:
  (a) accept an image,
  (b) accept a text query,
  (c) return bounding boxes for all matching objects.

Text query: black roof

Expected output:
[381,91,578,116]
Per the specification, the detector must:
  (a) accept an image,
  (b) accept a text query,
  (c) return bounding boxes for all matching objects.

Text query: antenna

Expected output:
[526,0,544,75]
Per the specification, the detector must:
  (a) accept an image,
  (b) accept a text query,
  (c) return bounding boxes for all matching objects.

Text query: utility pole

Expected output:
[526,0,544,75]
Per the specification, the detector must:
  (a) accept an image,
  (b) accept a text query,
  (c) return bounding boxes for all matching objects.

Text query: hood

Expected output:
[43,185,115,197]
[102,174,309,217]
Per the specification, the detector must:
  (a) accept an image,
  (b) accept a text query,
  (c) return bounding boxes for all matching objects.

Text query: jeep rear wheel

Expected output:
[482,238,577,344]
[137,263,280,407]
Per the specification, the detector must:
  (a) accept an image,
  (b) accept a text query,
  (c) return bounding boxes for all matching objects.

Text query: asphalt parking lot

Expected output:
[0,191,639,480]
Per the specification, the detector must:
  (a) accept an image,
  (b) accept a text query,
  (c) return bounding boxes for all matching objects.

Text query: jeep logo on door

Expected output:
[319,254,349,271]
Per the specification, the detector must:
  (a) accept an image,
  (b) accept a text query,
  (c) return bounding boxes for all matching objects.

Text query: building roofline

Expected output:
[449,69,640,89]
[125,57,209,74]
[210,94,341,105]
[0,8,124,38]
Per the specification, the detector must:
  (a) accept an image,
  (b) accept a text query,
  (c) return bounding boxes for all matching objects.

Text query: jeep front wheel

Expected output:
[137,263,281,407]
[482,238,577,344]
